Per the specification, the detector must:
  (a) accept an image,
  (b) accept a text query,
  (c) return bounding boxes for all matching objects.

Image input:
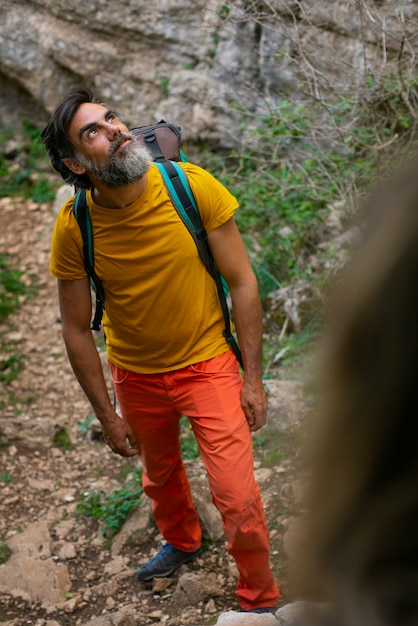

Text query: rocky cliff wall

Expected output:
[0,0,417,147]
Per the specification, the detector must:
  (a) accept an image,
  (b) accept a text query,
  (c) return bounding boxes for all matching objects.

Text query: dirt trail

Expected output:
[0,195,305,625]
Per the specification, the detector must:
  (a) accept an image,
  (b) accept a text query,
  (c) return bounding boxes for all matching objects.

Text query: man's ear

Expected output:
[64,158,86,175]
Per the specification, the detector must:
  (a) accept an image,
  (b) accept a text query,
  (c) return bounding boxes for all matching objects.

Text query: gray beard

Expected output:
[76,135,152,188]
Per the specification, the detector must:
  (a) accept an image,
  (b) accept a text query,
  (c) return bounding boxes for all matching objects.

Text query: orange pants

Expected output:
[110,350,280,610]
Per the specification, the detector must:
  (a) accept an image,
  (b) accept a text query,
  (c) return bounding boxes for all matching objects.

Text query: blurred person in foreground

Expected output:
[42,87,279,614]
[303,155,418,626]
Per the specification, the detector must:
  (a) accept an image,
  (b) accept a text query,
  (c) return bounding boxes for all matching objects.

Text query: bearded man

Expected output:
[42,87,279,615]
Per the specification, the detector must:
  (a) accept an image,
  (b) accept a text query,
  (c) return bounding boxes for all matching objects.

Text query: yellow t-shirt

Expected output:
[50,162,238,373]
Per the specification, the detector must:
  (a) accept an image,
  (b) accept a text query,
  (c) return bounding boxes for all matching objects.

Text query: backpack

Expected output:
[72,120,243,369]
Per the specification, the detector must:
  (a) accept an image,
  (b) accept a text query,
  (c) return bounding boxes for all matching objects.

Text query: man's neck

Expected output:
[91,174,148,209]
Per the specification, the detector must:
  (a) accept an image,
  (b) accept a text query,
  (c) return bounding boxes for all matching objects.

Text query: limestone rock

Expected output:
[1,1,416,147]
[0,521,71,608]
[188,470,224,541]
[82,613,137,626]
[275,601,332,625]
[264,380,307,431]
[216,610,278,625]
[172,571,224,607]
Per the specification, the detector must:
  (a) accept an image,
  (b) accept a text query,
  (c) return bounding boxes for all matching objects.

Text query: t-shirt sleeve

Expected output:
[183,163,239,233]
[49,197,87,281]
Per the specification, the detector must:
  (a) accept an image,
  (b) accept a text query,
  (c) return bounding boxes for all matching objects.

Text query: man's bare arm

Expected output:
[58,278,137,456]
[207,218,268,431]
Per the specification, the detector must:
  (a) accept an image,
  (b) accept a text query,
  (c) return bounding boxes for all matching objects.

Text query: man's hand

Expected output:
[241,379,268,432]
[100,411,138,457]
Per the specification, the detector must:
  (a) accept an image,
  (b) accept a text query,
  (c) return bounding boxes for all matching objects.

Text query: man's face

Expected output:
[66,102,151,188]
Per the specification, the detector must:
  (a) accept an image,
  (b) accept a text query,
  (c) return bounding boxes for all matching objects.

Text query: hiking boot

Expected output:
[247,608,276,614]
[136,542,202,581]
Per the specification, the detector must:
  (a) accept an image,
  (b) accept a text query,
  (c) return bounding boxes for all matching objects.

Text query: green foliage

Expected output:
[360,70,418,145]
[52,426,72,451]
[0,349,25,385]
[0,255,33,407]
[0,543,12,564]
[202,71,417,304]
[160,77,170,97]
[253,425,304,470]
[0,255,27,321]
[0,119,57,203]
[0,474,12,484]
[209,32,219,58]
[21,119,46,165]
[77,414,96,434]
[77,466,143,537]
[217,4,230,18]
[204,99,365,297]
[201,66,418,367]
[180,416,200,460]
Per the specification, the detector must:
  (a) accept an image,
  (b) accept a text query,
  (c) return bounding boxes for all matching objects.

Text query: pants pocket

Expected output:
[190,350,239,375]
[109,361,130,385]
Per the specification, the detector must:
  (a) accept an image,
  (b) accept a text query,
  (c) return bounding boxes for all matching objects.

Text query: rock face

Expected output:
[1,0,417,145]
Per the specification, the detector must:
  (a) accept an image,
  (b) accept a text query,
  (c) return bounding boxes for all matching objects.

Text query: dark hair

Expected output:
[42,86,95,189]
[305,155,418,624]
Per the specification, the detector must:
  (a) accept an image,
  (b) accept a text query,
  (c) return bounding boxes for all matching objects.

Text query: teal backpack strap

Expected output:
[155,160,243,369]
[73,189,105,331]
[154,161,214,276]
